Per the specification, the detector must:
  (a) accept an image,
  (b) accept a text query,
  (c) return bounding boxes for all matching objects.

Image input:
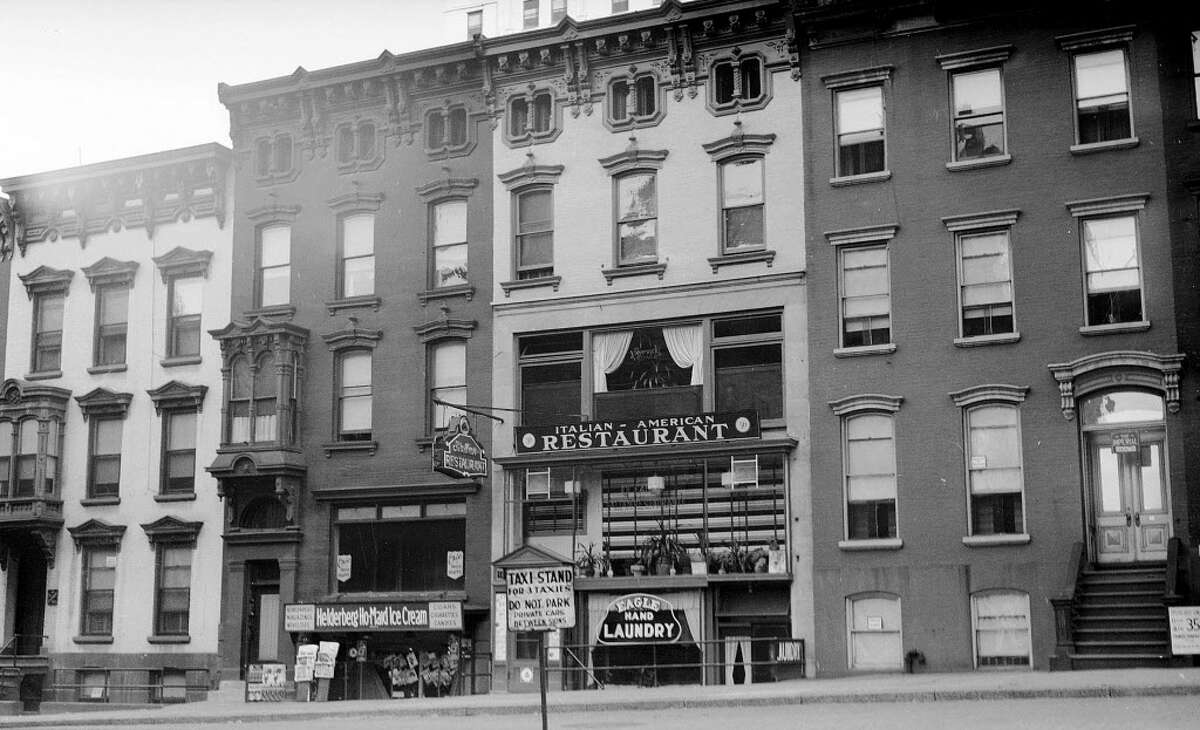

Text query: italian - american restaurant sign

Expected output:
[284,601,464,632]
[516,411,760,454]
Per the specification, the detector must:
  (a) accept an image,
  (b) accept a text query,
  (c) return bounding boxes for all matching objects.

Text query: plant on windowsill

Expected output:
[639,522,688,576]
[575,542,603,577]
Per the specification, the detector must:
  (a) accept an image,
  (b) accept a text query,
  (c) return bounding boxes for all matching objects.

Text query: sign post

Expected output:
[505,564,575,730]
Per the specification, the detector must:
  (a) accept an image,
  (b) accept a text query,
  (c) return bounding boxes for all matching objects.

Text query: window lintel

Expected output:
[941,209,1020,233]
[1056,25,1136,52]
[936,45,1014,71]
[498,163,564,191]
[414,318,476,344]
[147,381,207,414]
[416,176,479,202]
[75,387,134,421]
[1065,193,1149,218]
[18,265,73,298]
[322,327,382,352]
[68,519,126,548]
[141,515,202,544]
[327,191,384,214]
[245,202,300,223]
[1047,350,1184,419]
[598,148,668,175]
[829,393,903,416]
[702,132,776,161]
[152,246,213,283]
[81,257,139,291]
[822,65,893,90]
[949,384,1029,408]
[825,224,898,247]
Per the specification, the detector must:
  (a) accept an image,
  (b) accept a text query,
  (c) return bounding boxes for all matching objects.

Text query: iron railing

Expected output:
[46,666,211,704]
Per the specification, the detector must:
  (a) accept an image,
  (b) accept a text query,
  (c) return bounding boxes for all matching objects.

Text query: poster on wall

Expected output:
[314,642,339,679]
[245,662,287,702]
[447,550,464,580]
[294,644,318,683]
[1169,606,1200,654]
[337,555,353,583]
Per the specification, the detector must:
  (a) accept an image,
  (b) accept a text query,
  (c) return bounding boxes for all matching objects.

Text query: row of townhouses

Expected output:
[0,0,1197,705]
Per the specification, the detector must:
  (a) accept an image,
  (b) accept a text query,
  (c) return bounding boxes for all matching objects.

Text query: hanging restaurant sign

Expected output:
[597,593,684,645]
[515,411,760,454]
[433,416,489,478]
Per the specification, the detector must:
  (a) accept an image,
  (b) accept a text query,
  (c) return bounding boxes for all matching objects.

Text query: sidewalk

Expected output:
[5,667,1200,727]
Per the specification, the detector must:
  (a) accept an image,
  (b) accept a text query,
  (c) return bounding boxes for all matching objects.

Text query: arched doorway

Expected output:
[1080,390,1170,564]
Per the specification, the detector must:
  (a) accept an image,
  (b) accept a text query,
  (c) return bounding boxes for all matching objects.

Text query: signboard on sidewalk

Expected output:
[1168,606,1200,654]
[294,644,318,683]
[505,566,575,631]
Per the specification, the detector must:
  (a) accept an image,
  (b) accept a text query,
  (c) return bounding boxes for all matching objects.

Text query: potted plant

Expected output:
[639,524,687,576]
[575,542,603,577]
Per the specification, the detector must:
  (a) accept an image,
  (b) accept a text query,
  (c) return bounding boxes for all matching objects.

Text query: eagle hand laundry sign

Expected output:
[597,593,684,645]
[516,411,759,454]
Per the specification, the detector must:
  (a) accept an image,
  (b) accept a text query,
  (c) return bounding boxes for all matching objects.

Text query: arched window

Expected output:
[254,353,278,442]
[847,593,902,670]
[971,591,1030,667]
[240,496,287,529]
[229,357,251,443]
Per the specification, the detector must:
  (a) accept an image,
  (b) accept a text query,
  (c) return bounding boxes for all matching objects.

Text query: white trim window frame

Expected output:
[943,210,1020,347]
[1066,194,1150,334]
[827,225,898,357]
[339,213,375,298]
[256,224,291,309]
[830,394,903,551]
[951,384,1030,546]
[719,157,766,254]
[430,340,467,433]
[1058,27,1138,152]
[823,66,893,184]
[607,70,663,131]
[847,593,903,671]
[971,590,1032,669]
[615,171,658,266]
[936,46,1013,170]
[708,52,770,116]
[431,199,469,289]
[515,187,554,280]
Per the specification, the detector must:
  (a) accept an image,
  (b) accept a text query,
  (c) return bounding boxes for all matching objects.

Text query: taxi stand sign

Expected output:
[505,566,575,631]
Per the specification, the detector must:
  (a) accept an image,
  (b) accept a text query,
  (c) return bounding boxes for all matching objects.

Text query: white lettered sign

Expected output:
[1168,606,1200,654]
[505,566,575,631]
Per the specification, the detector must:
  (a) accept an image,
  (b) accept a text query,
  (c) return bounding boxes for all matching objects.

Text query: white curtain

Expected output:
[592,330,633,393]
[662,324,704,386]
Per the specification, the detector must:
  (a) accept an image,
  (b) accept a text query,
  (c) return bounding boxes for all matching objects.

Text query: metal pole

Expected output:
[539,631,549,730]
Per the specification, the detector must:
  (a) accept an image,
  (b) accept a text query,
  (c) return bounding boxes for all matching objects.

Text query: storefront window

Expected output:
[335,502,466,593]
[521,466,584,536]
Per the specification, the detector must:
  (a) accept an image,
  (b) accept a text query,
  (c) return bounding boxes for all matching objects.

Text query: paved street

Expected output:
[33,696,1200,730]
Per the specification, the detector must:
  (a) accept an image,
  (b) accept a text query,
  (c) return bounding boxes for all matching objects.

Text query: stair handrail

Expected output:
[1165,537,1182,604]
[1049,541,1086,666]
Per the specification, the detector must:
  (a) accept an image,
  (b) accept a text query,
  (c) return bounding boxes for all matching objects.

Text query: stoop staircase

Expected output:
[1068,564,1171,669]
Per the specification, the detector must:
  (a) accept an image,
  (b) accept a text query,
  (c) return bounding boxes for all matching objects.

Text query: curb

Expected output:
[5,683,1200,727]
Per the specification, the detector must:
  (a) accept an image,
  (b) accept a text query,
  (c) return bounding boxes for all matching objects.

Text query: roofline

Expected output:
[0,142,231,192]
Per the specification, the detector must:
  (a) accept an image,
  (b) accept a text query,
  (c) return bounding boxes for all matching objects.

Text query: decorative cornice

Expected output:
[1047,350,1185,420]
[948,384,1029,408]
[81,257,139,291]
[822,65,893,90]
[152,246,213,283]
[245,202,301,223]
[74,388,134,421]
[146,381,208,414]
[941,210,1021,233]
[68,519,126,548]
[327,190,384,213]
[824,224,898,247]
[18,265,73,298]
[322,326,383,351]
[0,378,72,419]
[829,393,903,416]
[936,45,1014,71]
[141,516,203,544]
[1056,25,1136,52]
[498,162,564,190]
[598,147,669,174]
[1065,193,1149,218]
[702,130,776,160]
[416,176,480,202]
[414,317,477,343]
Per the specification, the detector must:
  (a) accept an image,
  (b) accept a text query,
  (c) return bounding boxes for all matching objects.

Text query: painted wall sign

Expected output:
[597,593,684,645]
[1111,431,1140,454]
[505,566,576,631]
[284,601,464,632]
[1169,606,1200,654]
[433,416,489,478]
[515,411,760,454]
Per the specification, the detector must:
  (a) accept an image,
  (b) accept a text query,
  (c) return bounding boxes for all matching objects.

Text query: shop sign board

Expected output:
[515,411,760,454]
[1169,606,1200,654]
[433,416,489,478]
[1111,431,1140,454]
[505,566,575,631]
[283,601,463,632]
[597,593,684,645]
[294,644,318,683]
[245,662,287,702]
[314,642,339,680]
[447,550,464,580]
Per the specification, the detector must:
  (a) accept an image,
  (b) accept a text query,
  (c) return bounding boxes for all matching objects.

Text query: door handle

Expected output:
[1134,512,1141,527]
[1125,512,1132,526]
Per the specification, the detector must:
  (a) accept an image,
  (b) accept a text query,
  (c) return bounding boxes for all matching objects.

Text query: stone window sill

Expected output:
[160,355,202,369]
[26,370,63,381]
[326,295,382,315]
[87,364,127,375]
[834,343,897,358]
[962,534,1030,547]
[322,440,378,457]
[601,262,667,284]
[1079,320,1150,336]
[946,154,1012,172]
[838,538,903,551]
[830,170,892,187]
[418,284,474,305]
[154,492,197,503]
[245,304,296,319]
[953,332,1021,348]
[73,635,114,645]
[80,496,121,507]
[500,276,562,296]
[1069,137,1139,156]
[147,634,191,645]
[707,249,776,273]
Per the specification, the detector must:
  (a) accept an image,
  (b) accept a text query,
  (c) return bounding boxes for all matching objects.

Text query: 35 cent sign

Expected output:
[505,566,575,632]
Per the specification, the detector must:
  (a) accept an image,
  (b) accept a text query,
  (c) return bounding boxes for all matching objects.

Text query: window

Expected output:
[843,413,898,541]
[522,466,584,536]
[965,405,1025,535]
[255,135,295,181]
[467,9,482,38]
[88,418,122,499]
[155,545,192,636]
[712,313,783,420]
[162,410,197,494]
[167,277,202,358]
[32,292,64,372]
[610,75,658,124]
[93,284,128,366]
[273,136,293,175]
[338,351,373,441]
[720,158,764,252]
[0,422,9,496]
[1073,48,1132,144]
[1192,30,1200,118]
[432,201,468,288]
[957,230,1014,337]
[711,56,765,109]
[616,172,657,265]
[256,225,290,308]
[81,546,116,636]
[335,502,466,592]
[612,0,629,12]
[335,123,378,170]
[426,107,469,152]
[551,0,566,23]
[1,417,60,499]
[1082,214,1142,326]
[16,420,39,497]
[228,354,277,444]
[951,68,1005,161]
[507,92,555,143]
[836,86,886,177]
[431,341,466,432]
[848,594,902,670]
[340,214,375,297]
[519,332,582,426]
[972,591,1031,667]
[516,189,554,279]
[523,0,539,28]
[839,245,890,348]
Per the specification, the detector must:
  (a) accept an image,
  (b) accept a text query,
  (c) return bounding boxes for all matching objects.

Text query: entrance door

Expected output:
[12,540,47,655]
[1089,430,1170,564]
[240,561,280,672]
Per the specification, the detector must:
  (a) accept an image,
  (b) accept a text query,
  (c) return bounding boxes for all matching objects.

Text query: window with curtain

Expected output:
[338,350,373,441]
[340,214,375,297]
[720,158,765,252]
[839,245,891,348]
[844,413,897,540]
[616,172,658,265]
[433,200,468,288]
[257,225,291,308]
[228,357,251,443]
[972,591,1030,667]
[88,418,122,499]
[155,544,192,636]
[431,341,467,431]
[253,353,277,442]
[951,68,1005,161]
[966,405,1024,536]
[848,594,902,670]
[1073,48,1132,144]
[1082,214,1142,326]
[836,86,886,177]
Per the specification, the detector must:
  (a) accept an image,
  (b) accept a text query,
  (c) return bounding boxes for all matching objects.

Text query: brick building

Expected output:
[799,1,1198,674]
